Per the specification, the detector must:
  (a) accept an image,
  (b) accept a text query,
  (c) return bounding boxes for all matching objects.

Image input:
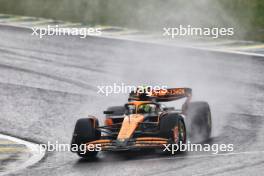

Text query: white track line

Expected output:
[0,23,264,58]
[0,134,45,176]
[137,150,264,163]
[99,35,264,58]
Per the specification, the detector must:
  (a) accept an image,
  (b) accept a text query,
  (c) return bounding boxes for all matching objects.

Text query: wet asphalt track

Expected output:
[0,25,264,176]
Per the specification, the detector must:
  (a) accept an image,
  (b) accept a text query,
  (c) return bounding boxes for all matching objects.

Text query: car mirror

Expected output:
[103,110,114,115]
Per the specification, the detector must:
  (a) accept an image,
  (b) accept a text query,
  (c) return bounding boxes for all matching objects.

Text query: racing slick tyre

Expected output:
[71,118,101,159]
[159,114,186,155]
[186,101,212,142]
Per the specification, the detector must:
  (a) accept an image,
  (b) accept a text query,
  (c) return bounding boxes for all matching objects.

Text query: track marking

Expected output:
[225,44,264,50]
[127,150,264,163]
[98,35,264,58]
[0,148,27,153]
[1,14,264,58]
[0,134,45,176]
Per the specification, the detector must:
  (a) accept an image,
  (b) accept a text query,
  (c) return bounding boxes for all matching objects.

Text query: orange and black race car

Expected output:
[71,87,212,158]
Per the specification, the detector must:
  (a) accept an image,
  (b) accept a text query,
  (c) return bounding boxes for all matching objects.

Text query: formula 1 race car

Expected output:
[71,87,212,158]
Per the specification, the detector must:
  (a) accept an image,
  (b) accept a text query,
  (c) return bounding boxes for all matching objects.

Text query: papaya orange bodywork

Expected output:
[104,118,113,126]
[117,114,144,140]
[86,137,168,151]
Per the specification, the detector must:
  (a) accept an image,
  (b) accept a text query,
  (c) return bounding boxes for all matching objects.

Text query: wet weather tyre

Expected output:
[71,118,101,159]
[160,114,186,155]
[187,101,212,142]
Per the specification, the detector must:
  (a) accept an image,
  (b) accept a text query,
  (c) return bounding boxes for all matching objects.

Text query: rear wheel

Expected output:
[160,114,186,155]
[186,101,212,142]
[71,118,101,159]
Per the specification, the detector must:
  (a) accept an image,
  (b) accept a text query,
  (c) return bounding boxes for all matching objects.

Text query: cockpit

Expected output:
[125,102,160,115]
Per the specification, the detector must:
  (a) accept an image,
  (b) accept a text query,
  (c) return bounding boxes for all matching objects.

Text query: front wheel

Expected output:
[160,114,186,155]
[71,118,101,159]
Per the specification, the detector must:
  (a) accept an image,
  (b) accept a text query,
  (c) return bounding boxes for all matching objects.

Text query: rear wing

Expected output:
[128,88,192,102]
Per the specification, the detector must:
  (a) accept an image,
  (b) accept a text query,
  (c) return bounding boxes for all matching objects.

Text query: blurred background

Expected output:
[0,0,263,41]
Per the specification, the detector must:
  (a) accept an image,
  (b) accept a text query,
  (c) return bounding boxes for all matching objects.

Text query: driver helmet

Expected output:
[139,104,151,113]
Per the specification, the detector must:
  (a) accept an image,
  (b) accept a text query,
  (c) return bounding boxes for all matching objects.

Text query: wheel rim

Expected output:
[207,112,212,129]
[179,121,186,143]
[173,121,186,144]
[206,111,212,136]
[173,126,179,143]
